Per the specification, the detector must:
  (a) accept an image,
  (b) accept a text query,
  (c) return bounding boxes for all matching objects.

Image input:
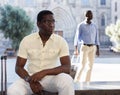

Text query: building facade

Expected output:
[0,0,120,51]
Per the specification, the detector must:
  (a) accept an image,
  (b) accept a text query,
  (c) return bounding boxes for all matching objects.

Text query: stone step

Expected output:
[1,81,120,95]
[1,89,120,95]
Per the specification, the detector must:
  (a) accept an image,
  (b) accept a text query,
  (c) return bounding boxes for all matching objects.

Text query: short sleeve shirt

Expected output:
[17,32,70,75]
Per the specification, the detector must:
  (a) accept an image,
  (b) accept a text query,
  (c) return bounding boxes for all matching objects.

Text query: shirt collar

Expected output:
[36,32,55,41]
[84,19,93,24]
[50,33,55,40]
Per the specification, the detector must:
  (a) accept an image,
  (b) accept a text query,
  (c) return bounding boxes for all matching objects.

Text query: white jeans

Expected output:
[7,73,75,95]
[74,45,96,82]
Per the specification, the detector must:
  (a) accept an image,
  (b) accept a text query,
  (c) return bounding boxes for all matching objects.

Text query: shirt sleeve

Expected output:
[17,37,28,58]
[74,24,80,46]
[59,38,70,57]
[95,25,100,45]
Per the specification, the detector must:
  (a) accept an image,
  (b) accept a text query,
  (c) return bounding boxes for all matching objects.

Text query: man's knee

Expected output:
[7,87,19,95]
[7,79,30,95]
[56,73,74,87]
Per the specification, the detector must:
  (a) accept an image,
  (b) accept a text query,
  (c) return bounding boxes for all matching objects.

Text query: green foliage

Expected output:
[0,5,34,50]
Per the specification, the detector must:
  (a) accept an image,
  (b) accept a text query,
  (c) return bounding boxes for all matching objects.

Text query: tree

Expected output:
[105,20,120,52]
[0,5,34,50]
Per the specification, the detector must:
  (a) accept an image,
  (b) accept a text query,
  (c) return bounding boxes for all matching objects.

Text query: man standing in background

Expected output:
[74,10,100,82]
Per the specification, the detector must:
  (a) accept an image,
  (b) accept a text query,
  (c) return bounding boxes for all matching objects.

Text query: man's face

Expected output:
[38,14,55,36]
[86,11,93,20]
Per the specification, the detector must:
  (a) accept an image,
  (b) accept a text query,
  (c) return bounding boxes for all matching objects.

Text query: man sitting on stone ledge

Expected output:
[7,10,74,95]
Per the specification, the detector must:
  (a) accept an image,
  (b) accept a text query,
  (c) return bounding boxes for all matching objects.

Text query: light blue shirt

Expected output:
[74,20,100,46]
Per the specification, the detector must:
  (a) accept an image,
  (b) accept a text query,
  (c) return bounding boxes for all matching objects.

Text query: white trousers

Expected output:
[7,73,75,95]
[74,45,96,82]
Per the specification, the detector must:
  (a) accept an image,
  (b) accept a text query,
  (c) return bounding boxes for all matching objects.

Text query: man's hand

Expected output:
[30,70,46,82]
[96,45,100,56]
[74,46,79,55]
[74,49,79,55]
[29,81,43,94]
[96,49,100,56]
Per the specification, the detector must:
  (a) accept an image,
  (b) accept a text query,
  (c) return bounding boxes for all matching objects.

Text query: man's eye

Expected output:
[42,20,55,24]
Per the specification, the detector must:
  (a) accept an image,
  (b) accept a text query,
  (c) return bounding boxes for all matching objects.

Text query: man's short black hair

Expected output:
[85,10,92,16]
[37,10,53,22]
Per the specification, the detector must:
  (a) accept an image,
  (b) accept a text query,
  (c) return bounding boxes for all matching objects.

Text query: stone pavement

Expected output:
[99,48,120,58]
[71,48,120,82]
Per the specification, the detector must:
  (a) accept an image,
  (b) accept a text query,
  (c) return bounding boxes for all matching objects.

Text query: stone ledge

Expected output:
[75,89,120,95]
[1,90,120,95]
[1,81,120,95]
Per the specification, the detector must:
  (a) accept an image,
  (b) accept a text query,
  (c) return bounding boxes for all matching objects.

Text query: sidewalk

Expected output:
[71,48,120,82]
[92,48,120,81]
[70,48,120,58]
[99,48,120,58]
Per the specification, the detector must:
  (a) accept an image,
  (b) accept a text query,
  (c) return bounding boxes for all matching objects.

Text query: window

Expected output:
[42,0,50,7]
[81,0,90,6]
[115,16,117,23]
[68,0,75,7]
[43,0,50,3]
[100,0,106,5]
[54,0,63,3]
[7,0,15,4]
[69,0,75,3]
[101,15,105,26]
[25,0,34,6]
[115,2,117,12]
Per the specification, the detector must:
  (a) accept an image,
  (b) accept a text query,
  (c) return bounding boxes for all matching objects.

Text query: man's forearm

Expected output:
[43,64,70,76]
[96,45,99,50]
[15,66,30,80]
[75,46,78,51]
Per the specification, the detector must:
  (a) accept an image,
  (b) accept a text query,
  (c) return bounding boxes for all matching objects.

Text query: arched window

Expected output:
[101,15,105,26]
[100,0,106,5]
[115,2,117,12]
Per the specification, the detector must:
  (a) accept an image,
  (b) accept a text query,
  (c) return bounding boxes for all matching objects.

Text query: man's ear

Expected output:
[86,14,88,17]
[37,22,40,27]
